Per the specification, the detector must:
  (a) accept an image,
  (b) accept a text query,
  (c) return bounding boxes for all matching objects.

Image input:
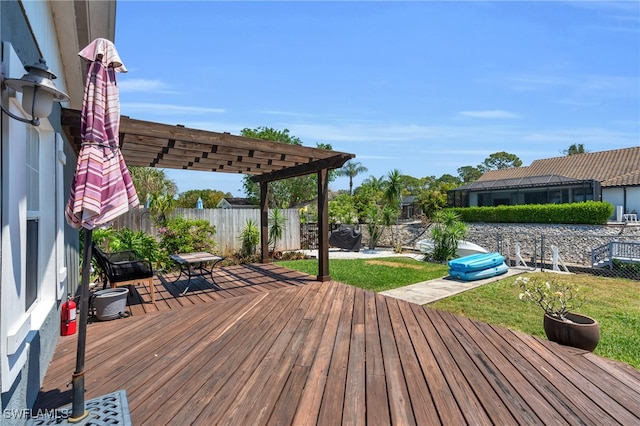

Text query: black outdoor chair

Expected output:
[92,243,156,304]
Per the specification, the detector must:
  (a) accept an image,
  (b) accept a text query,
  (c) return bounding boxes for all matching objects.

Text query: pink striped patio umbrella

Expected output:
[64,38,138,422]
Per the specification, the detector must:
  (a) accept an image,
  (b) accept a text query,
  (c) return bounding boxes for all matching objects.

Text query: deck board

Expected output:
[317,284,354,425]
[376,292,416,425]
[34,263,640,425]
[363,291,391,425]
[440,309,545,424]
[387,297,440,425]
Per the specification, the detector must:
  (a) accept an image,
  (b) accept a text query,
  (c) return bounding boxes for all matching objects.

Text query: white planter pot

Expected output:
[93,288,129,321]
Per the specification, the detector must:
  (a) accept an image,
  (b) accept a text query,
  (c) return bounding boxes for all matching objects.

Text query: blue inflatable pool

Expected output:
[449,262,509,281]
[448,252,505,273]
[448,262,509,281]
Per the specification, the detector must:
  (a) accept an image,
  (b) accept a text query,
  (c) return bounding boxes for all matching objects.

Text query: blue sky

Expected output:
[115,1,639,197]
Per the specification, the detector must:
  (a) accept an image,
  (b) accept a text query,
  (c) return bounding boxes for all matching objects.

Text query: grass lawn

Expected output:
[279,258,639,370]
[276,257,448,292]
[429,272,640,370]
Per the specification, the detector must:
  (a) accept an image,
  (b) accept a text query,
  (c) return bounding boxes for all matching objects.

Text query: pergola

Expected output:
[61,108,355,281]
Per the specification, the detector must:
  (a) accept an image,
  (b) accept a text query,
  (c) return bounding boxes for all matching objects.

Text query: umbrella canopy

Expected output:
[64,38,138,421]
[196,197,203,209]
[65,39,138,229]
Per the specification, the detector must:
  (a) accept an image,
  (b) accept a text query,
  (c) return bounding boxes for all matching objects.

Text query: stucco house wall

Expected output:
[0,1,111,421]
[1,3,71,420]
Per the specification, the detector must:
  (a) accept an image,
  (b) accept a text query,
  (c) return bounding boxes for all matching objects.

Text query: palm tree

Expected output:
[431,210,467,262]
[384,169,403,247]
[128,166,177,204]
[149,194,177,225]
[361,175,385,192]
[268,208,287,255]
[337,160,368,195]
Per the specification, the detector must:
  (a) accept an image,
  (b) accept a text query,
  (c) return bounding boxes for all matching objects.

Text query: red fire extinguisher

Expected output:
[61,296,77,336]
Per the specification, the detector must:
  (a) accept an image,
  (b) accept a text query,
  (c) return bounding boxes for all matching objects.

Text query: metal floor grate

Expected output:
[27,390,131,425]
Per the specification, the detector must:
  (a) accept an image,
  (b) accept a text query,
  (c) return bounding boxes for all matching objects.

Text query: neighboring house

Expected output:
[1,1,113,418]
[448,147,640,217]
[401,195,423,219]
[217,197,257,209]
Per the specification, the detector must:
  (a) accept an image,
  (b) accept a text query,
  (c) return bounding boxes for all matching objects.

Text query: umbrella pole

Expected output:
[70,228,92,422]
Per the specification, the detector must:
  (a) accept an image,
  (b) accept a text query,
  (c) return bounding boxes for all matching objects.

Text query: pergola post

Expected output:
[260,181,270,263]
[317,169,331,281]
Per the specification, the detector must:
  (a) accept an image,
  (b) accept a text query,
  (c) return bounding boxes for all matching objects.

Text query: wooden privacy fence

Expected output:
[111,208,301,256]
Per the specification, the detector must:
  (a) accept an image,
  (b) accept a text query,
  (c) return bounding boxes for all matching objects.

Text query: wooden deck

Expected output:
[35,264,640,425]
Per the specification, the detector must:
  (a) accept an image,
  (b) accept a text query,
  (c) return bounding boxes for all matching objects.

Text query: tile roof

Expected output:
[477,147,640,187]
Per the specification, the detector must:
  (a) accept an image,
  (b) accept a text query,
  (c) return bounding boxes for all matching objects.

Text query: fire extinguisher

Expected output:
[61,296,77,336]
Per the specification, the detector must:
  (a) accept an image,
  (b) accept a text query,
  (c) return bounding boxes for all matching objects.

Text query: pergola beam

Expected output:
[250,153,354,183]
[61,107,356,282]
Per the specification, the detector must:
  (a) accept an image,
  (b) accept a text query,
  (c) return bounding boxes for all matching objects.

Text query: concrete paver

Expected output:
[380,267,526,305]
[300,247,529,305]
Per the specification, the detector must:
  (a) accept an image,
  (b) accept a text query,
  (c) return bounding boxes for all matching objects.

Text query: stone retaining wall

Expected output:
[364,222,640,267]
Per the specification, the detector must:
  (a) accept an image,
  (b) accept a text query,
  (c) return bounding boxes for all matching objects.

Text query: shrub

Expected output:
[450,201,613,224]
[109,228,162,264]
[240,219,260,257]
[612,259,640,278]
[159,217,217,260]
[430,210,467,262]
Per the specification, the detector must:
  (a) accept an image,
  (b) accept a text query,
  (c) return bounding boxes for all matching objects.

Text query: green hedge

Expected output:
[449,201,613,224]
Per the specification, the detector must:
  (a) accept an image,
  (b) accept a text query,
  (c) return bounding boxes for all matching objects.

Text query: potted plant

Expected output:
[514,274,599,352]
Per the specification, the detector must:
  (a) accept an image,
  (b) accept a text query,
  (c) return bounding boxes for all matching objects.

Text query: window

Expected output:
[26,127,39,310]
[25,219,39,309]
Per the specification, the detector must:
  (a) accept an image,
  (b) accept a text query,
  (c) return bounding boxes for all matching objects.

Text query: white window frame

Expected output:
[1,43,61,391]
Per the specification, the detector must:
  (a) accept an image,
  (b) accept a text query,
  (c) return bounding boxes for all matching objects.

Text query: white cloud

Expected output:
[118,78,180,94]
[288,122,451,143]
[258,110,319,118]
[520,128,638,146]
[120,102,226,116]
[458,110,522,119]
[504,73,639,99]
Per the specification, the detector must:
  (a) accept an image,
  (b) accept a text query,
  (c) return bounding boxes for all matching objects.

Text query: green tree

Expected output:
[398,175,425,196]
[240,127,335,208]
[479,151,522,172]
[413,174,461,219]
[437,174,462,186]
[563,143,588,156]
[384,169,403,248]
[149,193,177,225]
[384,169,403,209]
[457,165,483,183]
[361,175,385,192]
[176,189,231,208]
[352,181,384,223]
[418,186,448,218]
[241,127,303,146]
[128,166,177,205]
[336,160,368,196]
[329,193,359,224]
